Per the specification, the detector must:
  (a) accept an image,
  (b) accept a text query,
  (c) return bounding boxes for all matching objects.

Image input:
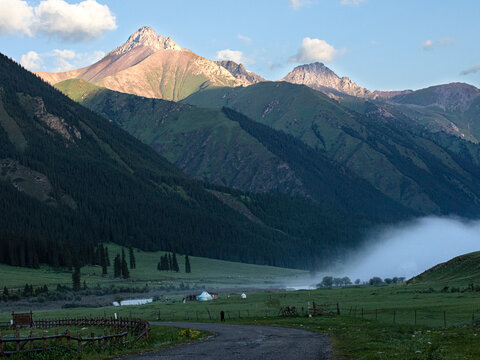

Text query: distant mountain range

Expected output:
[2,52,376,269]
[6,26,480,270]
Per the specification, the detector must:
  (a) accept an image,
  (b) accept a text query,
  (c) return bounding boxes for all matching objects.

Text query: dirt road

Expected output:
[119,321,332,360]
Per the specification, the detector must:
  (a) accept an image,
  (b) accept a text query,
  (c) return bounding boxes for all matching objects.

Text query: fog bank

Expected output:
[340,216,480,281]
[290,217,480,289]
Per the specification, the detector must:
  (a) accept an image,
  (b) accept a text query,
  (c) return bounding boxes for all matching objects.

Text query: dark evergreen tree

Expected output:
[121,249,130,279]
[105,247,111,267]
[172,252,179,272]
[72,264,81,292]
[113,255,122,278]
[100,245,107,275]
[129,247,136,269]
[185,255,191,273]
[168,254,173,271]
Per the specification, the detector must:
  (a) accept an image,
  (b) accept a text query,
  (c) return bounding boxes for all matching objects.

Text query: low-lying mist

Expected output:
[289,216,480,289]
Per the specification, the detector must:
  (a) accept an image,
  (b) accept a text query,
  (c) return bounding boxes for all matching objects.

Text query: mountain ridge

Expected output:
[34,26,241,101]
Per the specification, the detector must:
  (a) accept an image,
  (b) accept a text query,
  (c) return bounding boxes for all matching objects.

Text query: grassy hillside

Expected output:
[0,243,305,290]
[184,82,480,217]
[408,251,480,288]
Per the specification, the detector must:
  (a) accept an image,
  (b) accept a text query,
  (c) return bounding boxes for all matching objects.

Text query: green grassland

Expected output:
[0,243,305,290]
[3,252,480,359]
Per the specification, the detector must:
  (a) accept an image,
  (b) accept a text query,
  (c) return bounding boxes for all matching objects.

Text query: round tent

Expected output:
[198,291,213,301]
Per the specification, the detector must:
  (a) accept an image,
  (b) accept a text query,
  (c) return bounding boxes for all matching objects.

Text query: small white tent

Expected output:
[198,291,213,301]
[241,293,247,299]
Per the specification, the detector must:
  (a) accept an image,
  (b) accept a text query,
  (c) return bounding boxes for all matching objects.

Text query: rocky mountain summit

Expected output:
[109,26,182,56]
[216,60,265,86]
[35,26,239,101]
[281,62,372,98]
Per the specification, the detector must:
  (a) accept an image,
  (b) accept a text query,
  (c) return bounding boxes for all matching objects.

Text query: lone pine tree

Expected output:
[185,255,191,273]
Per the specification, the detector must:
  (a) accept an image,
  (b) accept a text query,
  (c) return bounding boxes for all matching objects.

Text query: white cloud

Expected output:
[237,34,252,44]
[20,50,41,70]
[460,65,480,76]
[215,49,253,65]
[19,48,105,72]
[0,0,34,35]
[0,0,116,42]
[422,37,455,51]
[289,0,311,10]
[340,0,366,5]
[288,37,343,63]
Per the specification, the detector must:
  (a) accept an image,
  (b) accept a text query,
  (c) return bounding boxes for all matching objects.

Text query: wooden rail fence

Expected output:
[0,317,150,356]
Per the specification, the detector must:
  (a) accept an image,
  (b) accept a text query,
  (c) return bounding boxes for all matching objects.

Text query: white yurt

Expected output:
[198,291,213,301]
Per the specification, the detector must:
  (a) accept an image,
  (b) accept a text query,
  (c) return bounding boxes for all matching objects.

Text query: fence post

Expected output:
[29,330,34,350]
[414,310,417,326]
[15,329,20,352]
[66,329,70,347]
[337,303,341,315]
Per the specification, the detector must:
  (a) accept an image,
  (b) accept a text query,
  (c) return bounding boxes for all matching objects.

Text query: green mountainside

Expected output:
[0,53,372,270]
[184,82,480,217]
[380,83,480,143]
[56,79,412,221]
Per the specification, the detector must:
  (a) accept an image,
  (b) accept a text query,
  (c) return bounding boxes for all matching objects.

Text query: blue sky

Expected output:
[1,0,479,90]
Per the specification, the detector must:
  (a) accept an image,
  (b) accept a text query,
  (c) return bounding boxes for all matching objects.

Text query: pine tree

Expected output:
[100,245,107,275]
[168,254,172,271]
[3,286,9,297]
[129,247,136,269]
[185,255,191,273]
[121,249,130,279]
[172,252,179,272]
[113,255,122,278]
[105,247,111,267]
[72,264,81,292]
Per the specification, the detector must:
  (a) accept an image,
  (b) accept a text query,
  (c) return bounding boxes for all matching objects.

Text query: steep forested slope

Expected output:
[0,53,372,270]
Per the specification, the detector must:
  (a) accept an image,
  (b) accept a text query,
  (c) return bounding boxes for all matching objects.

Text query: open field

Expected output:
[0,243,305,290]
[2,251,480,358]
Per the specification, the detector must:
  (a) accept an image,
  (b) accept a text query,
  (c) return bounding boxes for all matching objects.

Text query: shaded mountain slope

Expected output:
[184,82,480,216]
[56,79,412,221]
[0,52,373,269]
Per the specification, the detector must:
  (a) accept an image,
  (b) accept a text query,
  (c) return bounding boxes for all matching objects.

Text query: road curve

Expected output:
[119,321,332,360]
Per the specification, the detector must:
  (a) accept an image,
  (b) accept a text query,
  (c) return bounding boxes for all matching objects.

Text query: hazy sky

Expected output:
[1,0,479,90]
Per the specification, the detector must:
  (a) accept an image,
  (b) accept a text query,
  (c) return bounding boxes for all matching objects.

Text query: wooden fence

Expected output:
[0,317,150,356]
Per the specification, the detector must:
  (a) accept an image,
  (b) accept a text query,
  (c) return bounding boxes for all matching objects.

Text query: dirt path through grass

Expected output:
[117,321,331,360]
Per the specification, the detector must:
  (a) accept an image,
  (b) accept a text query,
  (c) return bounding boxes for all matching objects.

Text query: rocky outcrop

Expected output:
[281,62,372,98]
[33,97,81,142]
[108,26,182,56]
[216,60,266,86]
